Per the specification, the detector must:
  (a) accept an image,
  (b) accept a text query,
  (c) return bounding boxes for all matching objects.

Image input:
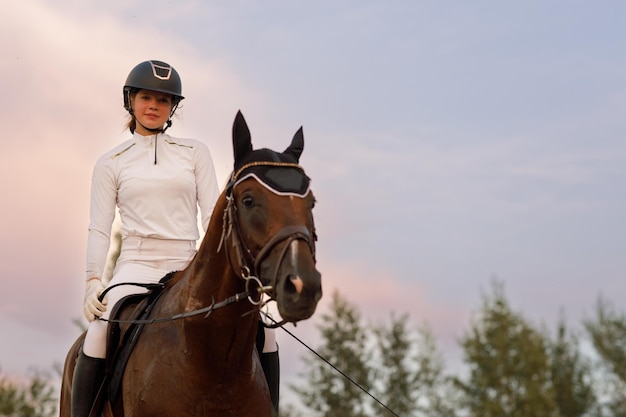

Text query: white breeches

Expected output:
[82,236,277,358]
[82,237,196,358]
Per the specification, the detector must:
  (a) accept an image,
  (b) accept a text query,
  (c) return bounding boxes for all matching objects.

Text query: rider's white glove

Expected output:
[84,279,107,322]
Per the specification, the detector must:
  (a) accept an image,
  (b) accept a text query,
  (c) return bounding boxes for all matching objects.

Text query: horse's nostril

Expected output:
[289,275,304,294]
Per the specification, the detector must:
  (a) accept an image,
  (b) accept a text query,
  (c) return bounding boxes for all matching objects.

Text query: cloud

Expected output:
[305,258,470,348]
[0,0,249,351]
[2,2,626,397]
[274,255,471,403]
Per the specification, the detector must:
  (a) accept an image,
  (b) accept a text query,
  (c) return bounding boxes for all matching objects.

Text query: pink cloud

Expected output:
[315,259,470,343]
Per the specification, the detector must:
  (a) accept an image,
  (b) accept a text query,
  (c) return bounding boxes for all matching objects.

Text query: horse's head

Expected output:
[221,111,322,323]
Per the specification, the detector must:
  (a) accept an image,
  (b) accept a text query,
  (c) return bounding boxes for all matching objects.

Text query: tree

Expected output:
[373,313,418,416]
[0,370,57,417]
[373,315,459,417]
[584,297,626,416]
[548,315,597,417]
[278,403,305,417]
[292,290,372,417]
[457,281,558,417]
[411,326,460,417]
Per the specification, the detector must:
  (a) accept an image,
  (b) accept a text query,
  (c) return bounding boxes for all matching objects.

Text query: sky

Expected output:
[1,0,626,410]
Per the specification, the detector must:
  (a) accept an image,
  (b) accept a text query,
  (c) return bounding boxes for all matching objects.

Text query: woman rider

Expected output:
[72,60,280,416]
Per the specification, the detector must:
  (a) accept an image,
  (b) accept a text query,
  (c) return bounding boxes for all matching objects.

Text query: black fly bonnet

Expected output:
[226,113,310,198]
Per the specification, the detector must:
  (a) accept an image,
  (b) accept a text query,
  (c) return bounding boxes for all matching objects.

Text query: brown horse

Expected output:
[60,111,322,417]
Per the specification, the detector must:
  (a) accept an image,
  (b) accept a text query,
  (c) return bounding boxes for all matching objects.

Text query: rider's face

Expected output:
[131,89,173,135]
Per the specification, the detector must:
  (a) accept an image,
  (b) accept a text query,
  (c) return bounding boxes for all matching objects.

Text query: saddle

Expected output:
[90,270,266,412]
[104,272,178,403]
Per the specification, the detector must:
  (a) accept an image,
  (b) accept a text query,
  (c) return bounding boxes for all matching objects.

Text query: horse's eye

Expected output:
[242,196,254,208]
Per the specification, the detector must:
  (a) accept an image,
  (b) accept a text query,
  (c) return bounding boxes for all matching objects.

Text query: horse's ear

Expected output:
[232,110,253,165]
[284,126,304,162]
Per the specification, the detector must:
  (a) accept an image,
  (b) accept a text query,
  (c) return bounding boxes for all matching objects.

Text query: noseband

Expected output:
[218,163,316,303]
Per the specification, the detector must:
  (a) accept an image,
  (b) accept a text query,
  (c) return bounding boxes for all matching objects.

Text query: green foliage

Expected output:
[584,298,626,416]
[0,370,57,417]
[549,316,597,417]
[373,315,459,417]
[286,285,626,417]
[279,403,305,417]
[410,326,460,417]
[292,290,372,417]
[373,313,418,415]
[457,281,558,417]
[292,290,458,417]
[585,298,626,383]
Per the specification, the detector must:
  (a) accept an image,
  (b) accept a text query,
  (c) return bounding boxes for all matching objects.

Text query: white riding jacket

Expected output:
[85,132,220,280]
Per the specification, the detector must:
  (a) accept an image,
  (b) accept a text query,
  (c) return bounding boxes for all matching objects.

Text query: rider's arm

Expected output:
[195,142,220,232]
[85,156,117,281]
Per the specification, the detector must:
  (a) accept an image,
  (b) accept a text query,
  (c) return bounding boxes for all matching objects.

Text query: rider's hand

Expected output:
[84,279,107,322]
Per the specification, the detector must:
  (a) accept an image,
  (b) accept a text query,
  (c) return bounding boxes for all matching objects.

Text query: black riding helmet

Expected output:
[123,60,184,112]
[123,60,184,136]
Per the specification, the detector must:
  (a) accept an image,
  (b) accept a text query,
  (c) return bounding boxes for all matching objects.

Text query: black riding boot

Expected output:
[256,321,280,415]
[260,349,280,415]
[71,351,106,417]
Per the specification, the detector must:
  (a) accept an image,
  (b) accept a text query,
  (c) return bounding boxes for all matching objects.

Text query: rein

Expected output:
[97,275,271,325]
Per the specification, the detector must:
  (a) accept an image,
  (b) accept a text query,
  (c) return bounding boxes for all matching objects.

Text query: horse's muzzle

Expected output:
[272,239,322,322]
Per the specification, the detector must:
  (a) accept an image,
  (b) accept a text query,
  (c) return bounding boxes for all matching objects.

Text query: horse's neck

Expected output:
[177,216,258,364]
[189,212,241,299]
[193,195,254,308]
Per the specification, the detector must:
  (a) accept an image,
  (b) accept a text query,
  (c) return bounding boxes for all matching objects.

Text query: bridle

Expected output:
[219,161,317,306]
[99,161,316,326]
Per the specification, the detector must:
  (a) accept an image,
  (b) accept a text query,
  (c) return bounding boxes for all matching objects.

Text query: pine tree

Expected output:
[457,281,558,417]
[549,316,597,417]
[373,314,417,416]
[412,326,460,417]
[292,290,372,417]
[584,297,626,416]
[374,315,459,417]
[0,370,57,417]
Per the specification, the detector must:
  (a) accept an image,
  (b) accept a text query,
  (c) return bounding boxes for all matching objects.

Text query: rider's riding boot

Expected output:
[256,320,280,415]
[260,349,280,415]
[71,350,106,417]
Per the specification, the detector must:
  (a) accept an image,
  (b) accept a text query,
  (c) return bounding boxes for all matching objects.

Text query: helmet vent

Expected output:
[150,61,172,80]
